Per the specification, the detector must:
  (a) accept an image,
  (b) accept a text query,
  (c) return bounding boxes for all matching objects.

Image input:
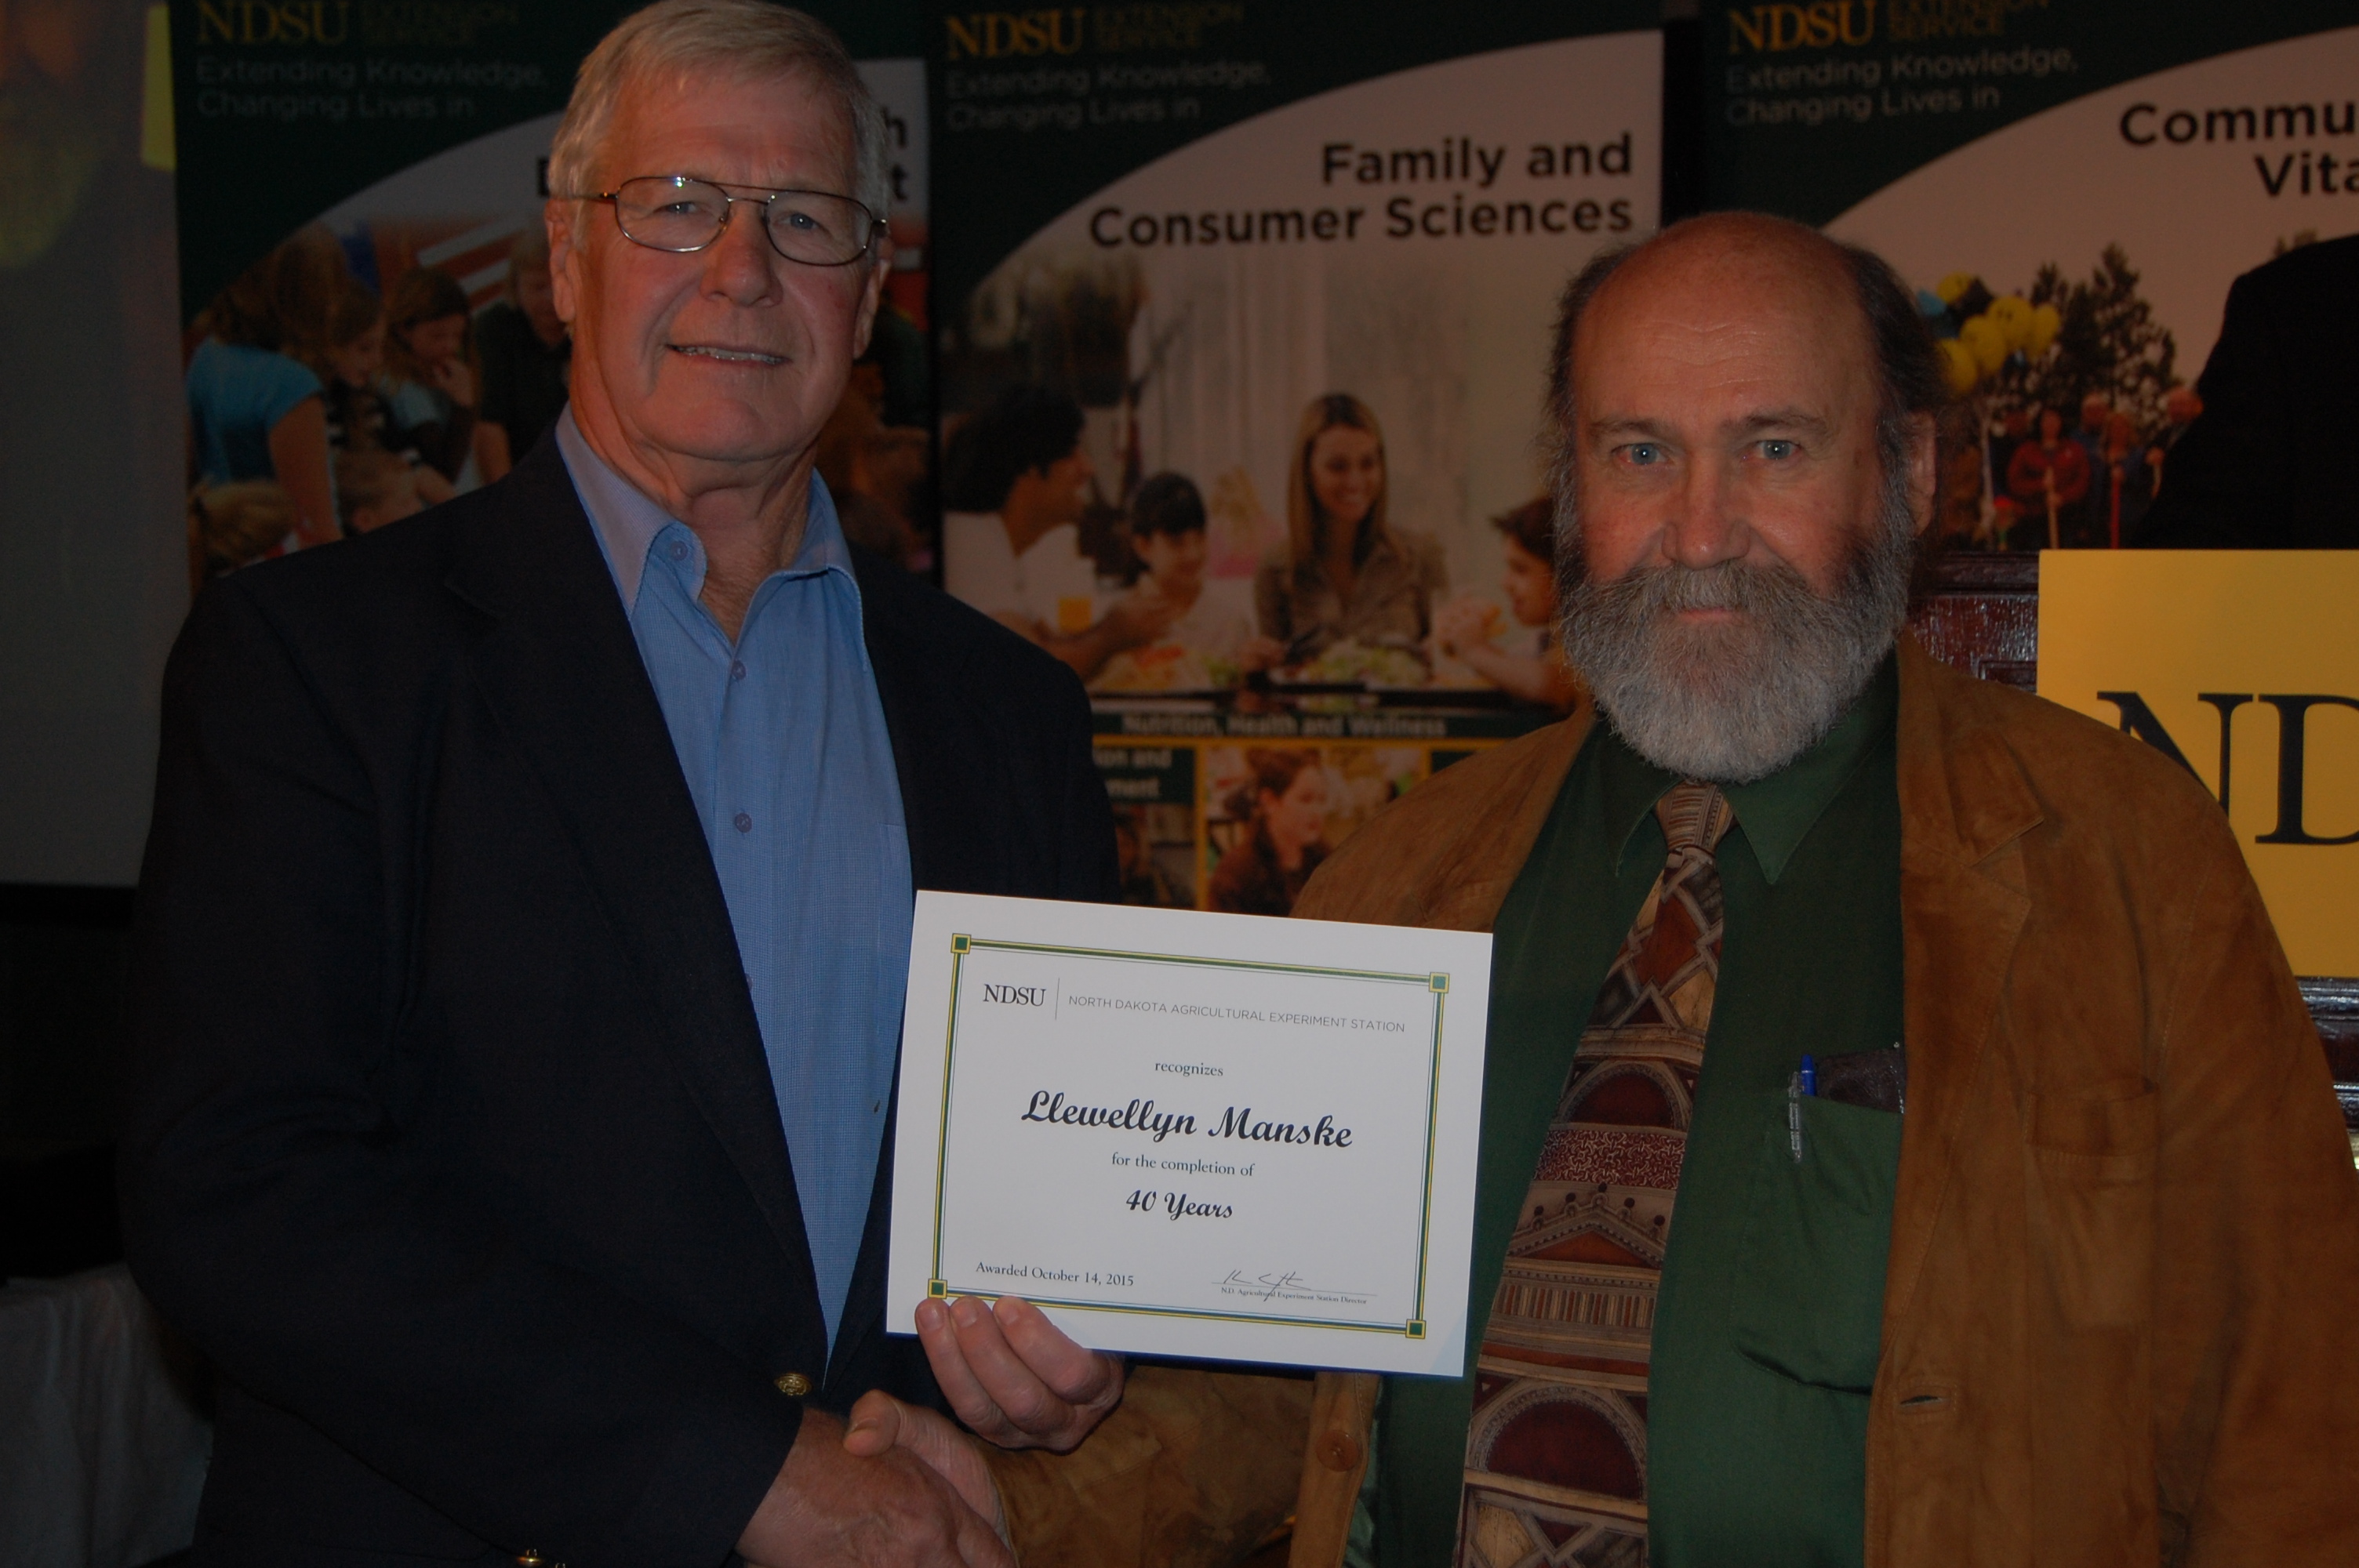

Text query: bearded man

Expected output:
[892,214,2359,1568]
[1234,213,2359,1568]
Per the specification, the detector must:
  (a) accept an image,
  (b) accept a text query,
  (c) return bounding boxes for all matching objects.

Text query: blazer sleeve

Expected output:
[2147,826,2359,1561]
[121,578,798,1568]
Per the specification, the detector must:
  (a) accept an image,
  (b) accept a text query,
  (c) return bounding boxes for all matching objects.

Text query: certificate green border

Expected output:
[929,934,1450,1338]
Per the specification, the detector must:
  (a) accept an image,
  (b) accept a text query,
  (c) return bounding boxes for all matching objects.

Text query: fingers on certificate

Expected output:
[914,1294,1126,1452]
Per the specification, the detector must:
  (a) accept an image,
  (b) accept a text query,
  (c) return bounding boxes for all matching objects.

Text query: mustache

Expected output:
[1568,552,1847,633]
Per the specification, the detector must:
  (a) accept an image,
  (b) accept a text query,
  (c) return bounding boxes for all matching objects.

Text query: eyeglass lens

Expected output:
[612,176,874,265]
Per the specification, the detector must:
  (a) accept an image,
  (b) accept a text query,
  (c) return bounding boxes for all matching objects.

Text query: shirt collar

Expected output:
[555,405,856,615]
[1596,652,1899,884]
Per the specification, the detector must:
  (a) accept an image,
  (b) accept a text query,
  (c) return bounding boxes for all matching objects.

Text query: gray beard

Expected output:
[1558,514,1914,785]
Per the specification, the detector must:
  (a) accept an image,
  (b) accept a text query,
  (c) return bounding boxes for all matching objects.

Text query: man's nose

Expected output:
[700,201,780,304]
[1660,456,1750,570]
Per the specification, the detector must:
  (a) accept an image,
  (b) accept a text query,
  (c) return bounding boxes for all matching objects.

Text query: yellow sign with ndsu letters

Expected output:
[2038,551,2359,978]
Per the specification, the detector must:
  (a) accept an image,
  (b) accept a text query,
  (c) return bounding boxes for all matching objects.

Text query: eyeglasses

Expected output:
[580,176,884,267]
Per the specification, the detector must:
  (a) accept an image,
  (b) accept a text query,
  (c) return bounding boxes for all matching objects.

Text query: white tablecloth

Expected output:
[0,1265,209,1568]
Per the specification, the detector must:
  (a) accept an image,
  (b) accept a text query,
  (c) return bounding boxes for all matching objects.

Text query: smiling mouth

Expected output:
[671,344,786,366]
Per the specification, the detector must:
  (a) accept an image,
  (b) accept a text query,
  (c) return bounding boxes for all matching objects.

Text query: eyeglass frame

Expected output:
[568,175,888,267]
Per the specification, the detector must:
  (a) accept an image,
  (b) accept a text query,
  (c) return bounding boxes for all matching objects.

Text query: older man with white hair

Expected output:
[122,4,1125,1564]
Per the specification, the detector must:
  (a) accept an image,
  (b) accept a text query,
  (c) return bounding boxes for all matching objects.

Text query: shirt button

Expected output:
[667,539,689,562]
[733,812,753,833]
[730,660,747,681]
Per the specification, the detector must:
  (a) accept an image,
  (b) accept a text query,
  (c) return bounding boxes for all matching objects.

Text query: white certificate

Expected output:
[887,891,1492,1377]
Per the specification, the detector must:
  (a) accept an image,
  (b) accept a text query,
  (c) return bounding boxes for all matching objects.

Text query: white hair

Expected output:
[547,0,890,221]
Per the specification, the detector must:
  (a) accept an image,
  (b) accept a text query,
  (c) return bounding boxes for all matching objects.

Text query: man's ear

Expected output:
[545,198,584,327]
[1903,410,1940,539]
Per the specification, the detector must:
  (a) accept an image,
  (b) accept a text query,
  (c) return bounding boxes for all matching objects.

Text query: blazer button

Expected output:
[775,1371,812,1397]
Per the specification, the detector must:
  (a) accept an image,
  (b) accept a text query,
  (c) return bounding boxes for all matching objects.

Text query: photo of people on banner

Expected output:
[180,56,932,588]
[183,220,563,583]
[928,30,1660,706]
[1912,251,2195,553]
[930,27,1660,916]
[184,208,930,589]
[938,304,1583,706]
[1723,15,2359,555]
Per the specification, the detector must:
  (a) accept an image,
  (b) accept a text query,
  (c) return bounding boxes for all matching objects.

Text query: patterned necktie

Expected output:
[1456,781,1736,1568]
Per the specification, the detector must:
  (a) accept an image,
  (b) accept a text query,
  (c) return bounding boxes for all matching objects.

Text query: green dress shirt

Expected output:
[1372,658,1905,1566]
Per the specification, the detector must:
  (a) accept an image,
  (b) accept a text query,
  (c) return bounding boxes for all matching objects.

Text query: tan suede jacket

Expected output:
[992,639,2359,1568]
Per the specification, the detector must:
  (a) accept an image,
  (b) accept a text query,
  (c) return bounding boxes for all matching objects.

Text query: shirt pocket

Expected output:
[2024,1085,2157,1329]
[1728,1094,1904,1393]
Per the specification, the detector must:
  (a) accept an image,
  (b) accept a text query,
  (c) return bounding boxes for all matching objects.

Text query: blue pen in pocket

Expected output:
[1787,1054,1819,1163]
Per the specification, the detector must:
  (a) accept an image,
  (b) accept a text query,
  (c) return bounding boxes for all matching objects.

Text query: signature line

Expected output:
[1216,1269,1372,1303]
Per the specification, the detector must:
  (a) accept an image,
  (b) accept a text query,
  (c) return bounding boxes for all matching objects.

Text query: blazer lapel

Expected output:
[830,554,994,1388]
[442,444,823,1312]
[853,550,995,894]
[1887,640,2041,1315]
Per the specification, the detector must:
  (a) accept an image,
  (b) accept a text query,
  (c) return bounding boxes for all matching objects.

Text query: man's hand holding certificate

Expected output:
[889,892,1492,1376]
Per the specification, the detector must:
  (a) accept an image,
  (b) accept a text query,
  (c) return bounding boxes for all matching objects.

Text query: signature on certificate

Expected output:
[1216,1269,1373,1306]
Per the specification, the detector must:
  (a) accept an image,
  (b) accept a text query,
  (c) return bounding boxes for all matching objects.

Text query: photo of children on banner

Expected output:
[380,267,482,495]
[1089,472,1279,693]
[185,229,343,561]
[1254,393,1448,686]
[187,480,297,583]
[943,385,1183,679]
[312,278,463,514]
[184,221,526,575]
[1204,745,1430,918]
[318,281,394,463]
[1206,747,1333,918]
[333,448,426,537]
[1431,496,1583,715]
[1111,807,1191,909]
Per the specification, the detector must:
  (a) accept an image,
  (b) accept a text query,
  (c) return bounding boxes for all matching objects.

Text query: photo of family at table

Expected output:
[941,380,1581,711]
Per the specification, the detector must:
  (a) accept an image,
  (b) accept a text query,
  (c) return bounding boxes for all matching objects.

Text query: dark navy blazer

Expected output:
[122,437,1118,1567]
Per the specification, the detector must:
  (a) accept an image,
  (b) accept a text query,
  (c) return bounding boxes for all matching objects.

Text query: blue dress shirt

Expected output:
[557,411,911,1349]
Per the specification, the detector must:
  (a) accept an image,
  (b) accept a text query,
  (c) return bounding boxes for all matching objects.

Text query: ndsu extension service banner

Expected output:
[2040,550,2359,978]
[171,0,931,577]
[1707,2,2357,550]
[931,2,1657,913]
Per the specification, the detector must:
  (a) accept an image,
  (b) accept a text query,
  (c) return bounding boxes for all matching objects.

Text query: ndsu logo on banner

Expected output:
[2037,551,2359,978]
[197,0,352,45]
[1727,0,1875,53]
[943,9,1086,59]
